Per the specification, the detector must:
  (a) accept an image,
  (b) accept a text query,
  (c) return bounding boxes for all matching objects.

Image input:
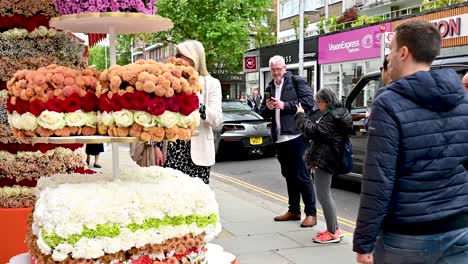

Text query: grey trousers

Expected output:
[315,168,338,233]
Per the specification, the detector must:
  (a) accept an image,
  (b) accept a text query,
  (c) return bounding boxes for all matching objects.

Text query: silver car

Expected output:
[214,100,275,159]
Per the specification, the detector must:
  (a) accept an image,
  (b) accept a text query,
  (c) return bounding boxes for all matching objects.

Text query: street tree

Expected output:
[155,0,273,74]
[88,46,109,71]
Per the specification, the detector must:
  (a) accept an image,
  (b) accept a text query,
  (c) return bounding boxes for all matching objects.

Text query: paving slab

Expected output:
[236,251,293,264]
[212,233,302,255]
[277,244,356,264]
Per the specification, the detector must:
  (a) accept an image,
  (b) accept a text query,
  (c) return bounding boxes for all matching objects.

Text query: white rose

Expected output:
[65,110,87,127]
[36,26,48,37]
[133,111,155,128]
[156,111,180,128]
[84,112,98,128]
[178,113,192,128]
[8,112,22,129]
[37,111,66,130]
[47,28,57,37]
[98,112,115,126]
[113,110,134,127]
[190,111,201,127]
[19,112,38,131]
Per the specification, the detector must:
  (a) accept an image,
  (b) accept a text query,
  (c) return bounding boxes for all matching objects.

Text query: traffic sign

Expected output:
[243,56,257,72]
[379,24,386,32]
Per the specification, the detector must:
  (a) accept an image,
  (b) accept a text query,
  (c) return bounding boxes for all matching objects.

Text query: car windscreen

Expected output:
[222,101,252,111]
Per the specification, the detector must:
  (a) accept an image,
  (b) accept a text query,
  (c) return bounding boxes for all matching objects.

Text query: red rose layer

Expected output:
[0,14,49,32]
[0,143,81,154]
[7,92,199,116]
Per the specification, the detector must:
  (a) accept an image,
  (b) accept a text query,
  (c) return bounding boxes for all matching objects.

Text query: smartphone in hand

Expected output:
[264,92,272,100]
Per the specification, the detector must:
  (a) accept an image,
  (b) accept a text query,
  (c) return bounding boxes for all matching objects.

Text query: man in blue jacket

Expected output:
[260,55,317,228]
[354,20,468,263]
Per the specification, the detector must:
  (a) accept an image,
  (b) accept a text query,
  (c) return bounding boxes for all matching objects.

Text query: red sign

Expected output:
[243,56,257,72]
[379,24,386,32]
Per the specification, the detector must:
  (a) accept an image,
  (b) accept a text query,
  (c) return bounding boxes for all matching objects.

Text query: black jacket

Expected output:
[295,107,353,173]
[259,72,315,142]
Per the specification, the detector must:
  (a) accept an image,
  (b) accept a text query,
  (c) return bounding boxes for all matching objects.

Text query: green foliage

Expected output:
[155,0,272,74]
[116,34,133,65]
[252,10,277,49]
[421,0,465,11]
[317,14,384,34]
[88,46,110,71]
[351,15,384,27]
[291,16,311,40]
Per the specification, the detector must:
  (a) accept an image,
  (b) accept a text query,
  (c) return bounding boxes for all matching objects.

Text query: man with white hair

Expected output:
[260,55,317,228]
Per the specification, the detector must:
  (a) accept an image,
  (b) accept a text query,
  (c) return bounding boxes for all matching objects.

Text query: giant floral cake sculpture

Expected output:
[53,0,158,15]
[26,166,221,264]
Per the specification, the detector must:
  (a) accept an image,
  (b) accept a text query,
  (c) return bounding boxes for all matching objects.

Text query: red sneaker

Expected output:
[313,231,341,244]
[318,227,344,238]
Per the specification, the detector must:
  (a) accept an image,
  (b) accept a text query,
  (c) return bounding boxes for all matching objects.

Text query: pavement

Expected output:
[95,143,357,264]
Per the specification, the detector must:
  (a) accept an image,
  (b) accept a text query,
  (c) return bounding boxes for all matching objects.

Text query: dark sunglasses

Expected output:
[175,53,183,58]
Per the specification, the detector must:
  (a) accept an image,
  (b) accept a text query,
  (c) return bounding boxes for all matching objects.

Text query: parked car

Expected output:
[342,55,468,182]
[214,100,275,159]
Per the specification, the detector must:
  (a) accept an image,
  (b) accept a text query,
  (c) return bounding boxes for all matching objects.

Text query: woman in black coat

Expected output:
[295,87,353,244]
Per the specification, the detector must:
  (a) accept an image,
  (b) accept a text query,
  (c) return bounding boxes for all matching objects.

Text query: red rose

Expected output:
[0,17,13,32]
[64,96,82,112]
[29,99,47,116]
[120,92,134,110]
[47,98,65,112]
[98,95,113,113]
[82,92,99,112]
[11,14,25,29]
[146,97,167,116]
[0,81,6,90]
[111,94,123,111]
[133,91,150,111]
[15,99,30,114]
[38,144,54,153]
[6,97,14,113]
[179,94,199,116]
[167,95,181,112]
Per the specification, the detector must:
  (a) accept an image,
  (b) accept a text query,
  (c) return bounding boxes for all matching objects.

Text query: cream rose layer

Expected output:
[32,167,221,261]
[8,110,200,131]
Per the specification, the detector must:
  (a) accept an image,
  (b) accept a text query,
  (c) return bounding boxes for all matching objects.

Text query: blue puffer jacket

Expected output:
[353,69,468,254]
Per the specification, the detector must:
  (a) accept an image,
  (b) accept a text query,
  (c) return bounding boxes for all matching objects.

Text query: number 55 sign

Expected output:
[243,56,258,72]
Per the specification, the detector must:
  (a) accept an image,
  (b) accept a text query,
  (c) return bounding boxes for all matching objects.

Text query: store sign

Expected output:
[431,14,468,39]
[318,23,391,64]
[243,56,257,72]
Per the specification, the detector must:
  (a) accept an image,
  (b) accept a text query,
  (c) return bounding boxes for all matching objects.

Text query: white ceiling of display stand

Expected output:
[50,12,173,34]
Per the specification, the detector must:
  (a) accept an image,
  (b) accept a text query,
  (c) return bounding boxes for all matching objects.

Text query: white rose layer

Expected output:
[33,166,221,261]
[9,110,200,130]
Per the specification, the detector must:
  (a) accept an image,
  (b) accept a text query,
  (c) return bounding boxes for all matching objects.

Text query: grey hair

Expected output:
[316,88,342,108]
[269,55,285,68]
[176,40,210,76]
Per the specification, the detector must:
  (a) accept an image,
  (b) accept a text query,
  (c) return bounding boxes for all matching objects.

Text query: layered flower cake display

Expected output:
[26,166,221,264]
[6,58,202,141]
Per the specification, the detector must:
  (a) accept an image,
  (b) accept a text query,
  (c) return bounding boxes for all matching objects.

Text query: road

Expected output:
[212,154,362,234]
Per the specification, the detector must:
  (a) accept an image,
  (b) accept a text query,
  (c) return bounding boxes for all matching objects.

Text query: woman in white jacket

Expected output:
[156,40,222,184]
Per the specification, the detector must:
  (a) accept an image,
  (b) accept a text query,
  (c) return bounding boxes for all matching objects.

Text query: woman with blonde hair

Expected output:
[155,40,222,184]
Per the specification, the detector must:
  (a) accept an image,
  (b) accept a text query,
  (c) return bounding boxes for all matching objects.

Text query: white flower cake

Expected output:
[26,166,222,264]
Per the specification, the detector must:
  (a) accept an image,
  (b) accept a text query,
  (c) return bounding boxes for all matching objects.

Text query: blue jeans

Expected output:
[374,227,468,264]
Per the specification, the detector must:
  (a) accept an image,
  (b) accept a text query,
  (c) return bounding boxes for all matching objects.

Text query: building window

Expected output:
[280,0,299,19]
[305,0,325,11]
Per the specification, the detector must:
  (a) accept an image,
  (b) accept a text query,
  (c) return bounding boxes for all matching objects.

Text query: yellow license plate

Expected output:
[250,137,263,145]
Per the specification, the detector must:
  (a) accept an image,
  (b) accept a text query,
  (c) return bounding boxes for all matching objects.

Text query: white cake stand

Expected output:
[48,12,174,179]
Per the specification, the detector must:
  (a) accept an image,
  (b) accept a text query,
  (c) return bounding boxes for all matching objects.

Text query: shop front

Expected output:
[318,23,391,100]
[258,37,319,96]
[392,3,468,56]
[213,74,246,100]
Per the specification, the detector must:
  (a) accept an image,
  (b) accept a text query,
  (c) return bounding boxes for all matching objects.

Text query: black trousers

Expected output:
[276,135,316,216]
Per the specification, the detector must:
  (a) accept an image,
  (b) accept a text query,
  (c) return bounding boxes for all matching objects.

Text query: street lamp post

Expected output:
[299,0,304,77]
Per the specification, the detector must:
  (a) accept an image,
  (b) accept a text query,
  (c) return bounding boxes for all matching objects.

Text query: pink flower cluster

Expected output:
[53,0,158,15]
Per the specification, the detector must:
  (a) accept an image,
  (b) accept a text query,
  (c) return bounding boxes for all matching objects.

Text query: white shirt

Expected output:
[274,78,300,144]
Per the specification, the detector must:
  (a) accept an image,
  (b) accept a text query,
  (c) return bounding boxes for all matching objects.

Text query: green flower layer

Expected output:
[41,213,219,248]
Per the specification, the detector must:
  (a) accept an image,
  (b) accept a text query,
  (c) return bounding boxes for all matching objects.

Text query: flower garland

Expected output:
[0,147,85,183]
[0,186,35,208]
[53,0,158,15]
[0,14,50,32]
[0,0,58,17]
